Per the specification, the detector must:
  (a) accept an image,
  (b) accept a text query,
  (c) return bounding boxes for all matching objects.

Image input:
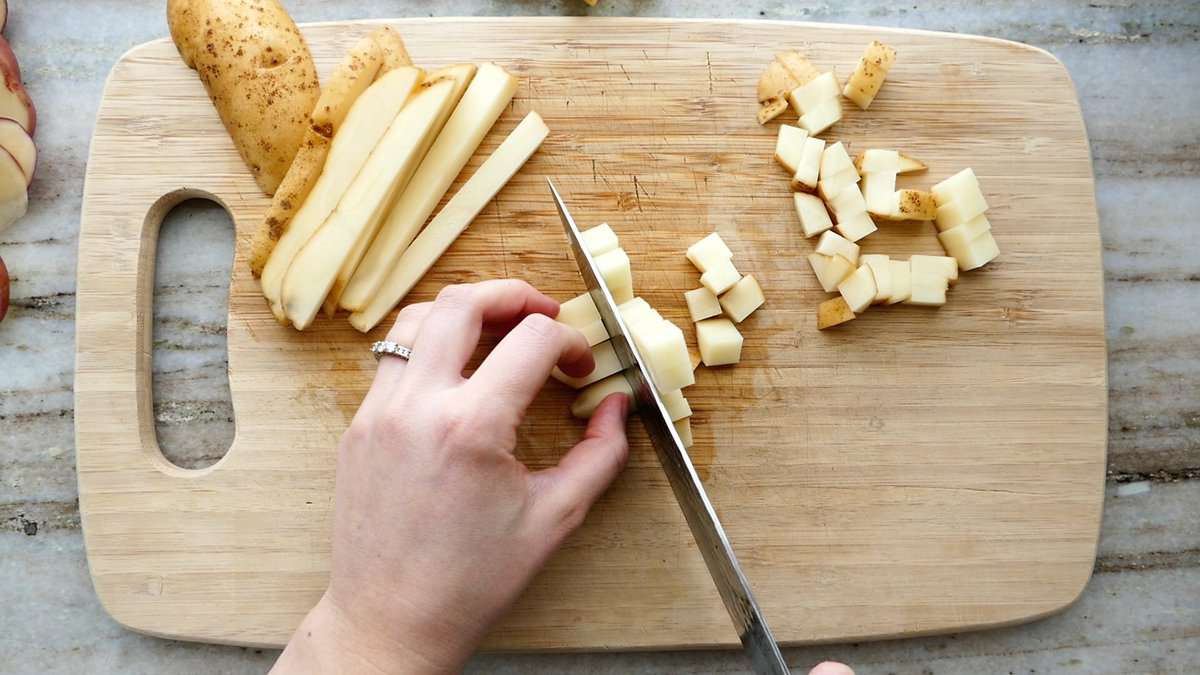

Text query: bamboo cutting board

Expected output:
[76,18,1107,650]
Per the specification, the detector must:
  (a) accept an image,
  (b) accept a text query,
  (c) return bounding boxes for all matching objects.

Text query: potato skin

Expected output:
[0,254,9,322]
[167,0,319,195]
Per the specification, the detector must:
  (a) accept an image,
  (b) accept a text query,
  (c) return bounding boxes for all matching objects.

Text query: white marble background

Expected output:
[1,1,1197,673]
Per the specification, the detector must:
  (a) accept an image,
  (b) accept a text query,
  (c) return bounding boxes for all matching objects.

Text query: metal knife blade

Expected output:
[548,179,790,675]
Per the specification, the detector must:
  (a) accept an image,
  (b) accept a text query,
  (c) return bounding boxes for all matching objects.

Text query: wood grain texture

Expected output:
[75,17,1107,650]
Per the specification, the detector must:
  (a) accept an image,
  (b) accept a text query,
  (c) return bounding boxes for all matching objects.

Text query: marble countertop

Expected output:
[2,1,1197,673]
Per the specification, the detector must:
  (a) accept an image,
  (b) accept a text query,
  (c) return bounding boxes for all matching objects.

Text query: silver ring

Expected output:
[371,341,413,361]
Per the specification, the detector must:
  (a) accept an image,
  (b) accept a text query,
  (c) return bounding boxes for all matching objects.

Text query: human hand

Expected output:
[272,279,632,675]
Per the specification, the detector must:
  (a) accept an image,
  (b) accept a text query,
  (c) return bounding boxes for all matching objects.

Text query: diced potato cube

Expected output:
[817,168,860,203]
[581,223,619,256]
[828,181,868,216]
[788,71,839,113]
[552,341,623,389]
[937,213,992,247]
[808,253,855,292]
[905,272,949,306]
[773,124,808,175]
[684,287,722,322]
[817,296,856,329]
[700,257,742,295]
[861,171,898,216]
[659,387,692,422]
[793,192,833,238]
[857,149,900,174]
[837,263,877,313]
[719,274,765,323]
[833,210,877,242]
[889,189,936,221]
[557,293,609,346]
[686,231,734,272]
[695,317,744,366]
[595,248,634,303]
[639,320,695,392]
[934,188,989,231]
[673,417,694,448]
[790,137,826,191]
[860,254,891,303]
[799,97,843,136]
[911,254,959,285]
[820,141,858,180]
[886,259,911,305]
[815,230,860,264]
[842,40,896,110]
[931,168,980,204]
[942,229,1000,271]
[570,373,635,418]
[619,297,660,330]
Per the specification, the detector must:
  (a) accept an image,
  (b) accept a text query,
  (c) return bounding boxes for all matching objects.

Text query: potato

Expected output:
[842,40,896,110]
[905,273,949,306]
[0,36,35,134]
[686,231,734,272]
[793,192,833,238]
[837,263,877,313]
[0,118,35,185]
[808,253,855,292]
[874,188,936,222]
[0,146,26,233]
[247,34,384,276]
[571,374,634,419]
[789,137,825,191]
[581,223,620,256]
[557,293,609,347]
[833,211,877,243]
[167,0,320,195]
[684,287,722,322]
[695,318,743,366]
[0,253,8,323]
[817,296,856,330]
[773,124,808,175]
[673,418,694,448]
[860,254,891,303]
[886,259,911,305]
[814,230,860,264]
[369,26,414,73]
[719,274,765,323]
[552,341,624,389]
[595,248,634,303]
[700,257,741,295]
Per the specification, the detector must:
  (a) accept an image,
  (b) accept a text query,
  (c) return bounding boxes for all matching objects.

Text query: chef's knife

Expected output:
[548,180,790,675]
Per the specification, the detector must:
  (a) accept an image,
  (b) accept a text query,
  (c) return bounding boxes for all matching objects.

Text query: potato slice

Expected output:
[842,40,896,110]
[700,257,741,295]
[695,317,743,367]
[793,192,833,238]
[905,272,949,306]
[552,341,623,389]
[581,222,620,256]
[808,253,855,292]
[673,417,694,448]
[814,230,860,264]
[833,210,877,243]
[860,254,891,303]
[557,293,609,347]
[684,287,722,322]
[571,373,635,419]
[719,274,765,323]
[837,263,877,313]
[773,124,808,175]
[686,231,734,272]
[817,296,856,330]
[886,259,911,305]
[789,136,825,191]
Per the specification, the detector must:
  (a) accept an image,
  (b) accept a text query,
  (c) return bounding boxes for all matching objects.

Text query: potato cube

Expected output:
[942,229,1000,271]
[937,213,992,249]
[808,253,855,292]
[570,373,635,419]
[799,97,843,136]
[719,274,765,323]
[861,171,898,216]
[857,149,901,174]
[842,40,897,110]
[659,387,692,422]
[773,124,809,175]
[885,259,911,305]
[686,231,734,272]
[684,287,722,322]
[837,263,878,313]
[905,272,948,306]
[934,188,989,231]
[695,317,744,366]
[793,192,833,238]
[931,168,980,204]
[833,210,877,242]
[673,417,694,448]
[828,181,868,216]
[619,297,660,330]
[581,223,619,256]
[639,320,695,392]
[552,340,623,389]
[820,141,858,180]
[790,137,826,191]
[788,71,839,113]
[911,254,959,285]
[815,230,860,264]
[860,254,891,303]
[817,296,856,329]
[700,257,742,295]
[817,169,860,203]
[557,293,609,346]
[595,248,634,303]
[891,189,937,221]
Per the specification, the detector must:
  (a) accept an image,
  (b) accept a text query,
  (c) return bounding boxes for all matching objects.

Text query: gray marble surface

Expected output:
[1,1,1197,673]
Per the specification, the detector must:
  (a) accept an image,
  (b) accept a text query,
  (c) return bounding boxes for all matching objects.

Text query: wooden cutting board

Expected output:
[76,17,1107,650]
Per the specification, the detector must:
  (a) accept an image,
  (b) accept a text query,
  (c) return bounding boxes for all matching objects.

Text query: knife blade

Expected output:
[548,179,790,675]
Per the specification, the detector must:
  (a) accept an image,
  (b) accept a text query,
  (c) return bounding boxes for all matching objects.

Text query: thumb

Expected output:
[531,393,631,536]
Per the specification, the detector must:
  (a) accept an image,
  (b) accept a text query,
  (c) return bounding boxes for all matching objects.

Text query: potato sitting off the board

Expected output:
[167,0,320,195]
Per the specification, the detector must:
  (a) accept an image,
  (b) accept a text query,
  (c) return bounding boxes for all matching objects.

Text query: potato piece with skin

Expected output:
[557,293,609,347]
[696,318,743,367]
[700,257,741,295]
[684,287,722,322]
[370,26,414,72]
[758,59,800,102]
[686,231,734,272]
[793,192,833,238]
[875,189,936,222]
[897,153,928,174]
[581,223,619,256]
[571,373,635,419]
[595,248,634,303]
[815,230,860,264]
[774,124,808,175]
[776,51,821,87]
[842,40,896,110]
[837,263,877,313]
[757,97,789,125]
[817,296,856,330]
[833,210,877,242]
[167,0,320,195]
[886,259,911,305]
[808,253,854,292]
[860,254,891,303]
[790,137,825,191]
[552,341,623,389]
[719,274,765,323]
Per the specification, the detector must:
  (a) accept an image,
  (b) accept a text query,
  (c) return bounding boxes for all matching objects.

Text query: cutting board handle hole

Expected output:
[147,192,236,472]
